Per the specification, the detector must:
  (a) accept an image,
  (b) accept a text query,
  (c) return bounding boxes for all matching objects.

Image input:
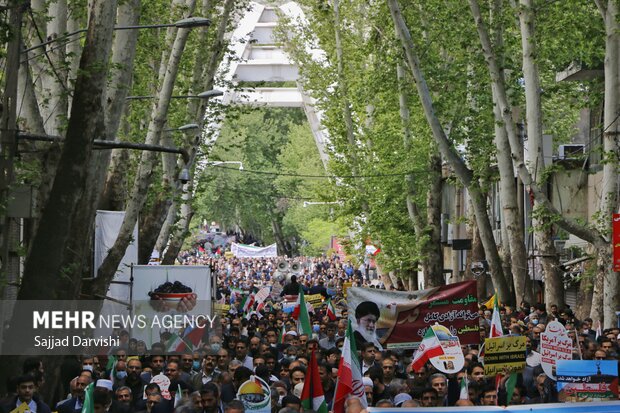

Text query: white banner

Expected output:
[231,242,278,258]
[94,211,138,335]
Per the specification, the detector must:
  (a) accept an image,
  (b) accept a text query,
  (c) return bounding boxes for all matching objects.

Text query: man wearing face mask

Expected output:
[112,361,127,385]
[191,350,220,389]
[534,304,548,325]
[82,356,96,374]
[209,335,223,352]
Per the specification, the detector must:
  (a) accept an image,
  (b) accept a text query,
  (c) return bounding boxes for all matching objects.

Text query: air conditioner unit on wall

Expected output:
[558,144,585,160]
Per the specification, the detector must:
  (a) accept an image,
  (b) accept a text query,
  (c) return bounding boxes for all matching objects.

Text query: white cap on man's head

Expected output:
[362,377,373,388]
[394,393,412,406]
[96,379,113,391]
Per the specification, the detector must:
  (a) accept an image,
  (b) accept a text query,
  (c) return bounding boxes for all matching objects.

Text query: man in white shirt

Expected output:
[234,338,254,370]
[319,323,337,350]
[360,342,378,374]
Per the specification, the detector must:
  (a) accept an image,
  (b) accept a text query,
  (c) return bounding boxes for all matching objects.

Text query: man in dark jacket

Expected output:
[0,375,51,413]
[57,374,92,413]
[281,276,301,296]
[308,280,328,299]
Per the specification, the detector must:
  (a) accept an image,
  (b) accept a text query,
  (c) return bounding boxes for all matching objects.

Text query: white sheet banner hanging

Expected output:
[231,242,278,258]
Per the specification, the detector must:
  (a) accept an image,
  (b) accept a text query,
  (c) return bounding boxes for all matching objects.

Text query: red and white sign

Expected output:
[540,320,573,380]
[151,374,171,400]
[613,214,620,272]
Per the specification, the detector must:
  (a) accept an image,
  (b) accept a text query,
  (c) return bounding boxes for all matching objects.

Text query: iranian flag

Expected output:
[410,327,445,372]
[241,293,255,314]
[365,245,381,256]
[292,286,313,335]
[301,350,328,413]
[333,320,367,413]
[488,294,505,407]
[489,295,503,338]
[326,299,337,321]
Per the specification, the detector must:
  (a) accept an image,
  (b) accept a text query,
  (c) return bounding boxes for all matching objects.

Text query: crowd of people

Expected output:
[1,250,619,413]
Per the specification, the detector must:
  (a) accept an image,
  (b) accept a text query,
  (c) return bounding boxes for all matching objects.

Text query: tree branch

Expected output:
[468,0,606,247]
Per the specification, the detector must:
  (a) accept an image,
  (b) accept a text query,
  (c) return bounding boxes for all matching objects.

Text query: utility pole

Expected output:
[0,1,25,295]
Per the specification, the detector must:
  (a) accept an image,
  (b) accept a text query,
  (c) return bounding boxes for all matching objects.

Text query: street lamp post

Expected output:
[16,131,191,175]
[22,17,211,54]
[303,201,342,207]
[126,89,223,101]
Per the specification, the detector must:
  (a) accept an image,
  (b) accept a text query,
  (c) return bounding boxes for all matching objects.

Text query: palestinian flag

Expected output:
[459,376,468,400]
[333,320,367,413]
[165,333,192,353]
[489,295,503,338]
[81,383,94,413]
[326,298,337,321]
[505,372,518,404]
[301,350,328,413]
[410,327,444,372]
[292,286,313,335]
[178,325,205,351]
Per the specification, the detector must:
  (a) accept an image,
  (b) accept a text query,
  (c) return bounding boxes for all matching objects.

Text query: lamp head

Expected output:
[178,123,199,131]
[174,17,211,28]
[197,89,224,99]
[178,167,191,184]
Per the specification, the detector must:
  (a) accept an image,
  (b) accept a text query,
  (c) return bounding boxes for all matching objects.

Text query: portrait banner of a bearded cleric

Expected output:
[347,281,480,350]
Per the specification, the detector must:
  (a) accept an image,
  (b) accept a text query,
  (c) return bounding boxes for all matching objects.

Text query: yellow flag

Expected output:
[483,294,500,309]
[10,402,31,413]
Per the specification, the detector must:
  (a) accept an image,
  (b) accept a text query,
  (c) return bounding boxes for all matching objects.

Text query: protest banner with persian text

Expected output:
[483,336,526,376]
[347,281,479,349]
[557,360,619,402]
[541,320,572,380]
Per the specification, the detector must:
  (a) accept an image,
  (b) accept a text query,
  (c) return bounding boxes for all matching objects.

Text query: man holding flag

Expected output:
[300,350,329,413]
[332,321,367,413]
[292,285,313,336]
[410,327,444,373]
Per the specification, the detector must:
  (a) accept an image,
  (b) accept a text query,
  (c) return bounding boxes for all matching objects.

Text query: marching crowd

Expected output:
[1,251,619,413]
